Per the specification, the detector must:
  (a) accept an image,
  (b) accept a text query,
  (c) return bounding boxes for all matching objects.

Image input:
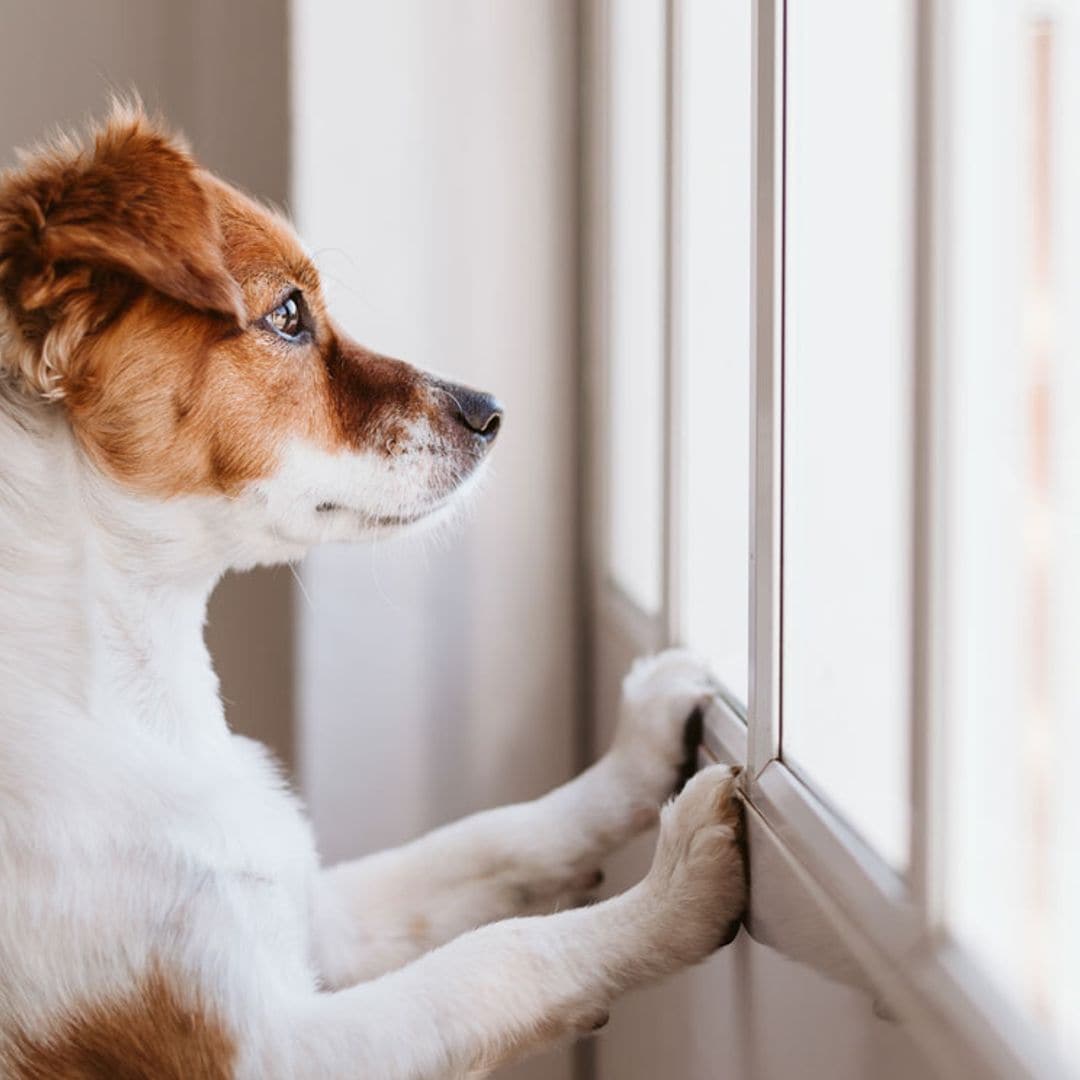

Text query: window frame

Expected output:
[584,1,1075,1077]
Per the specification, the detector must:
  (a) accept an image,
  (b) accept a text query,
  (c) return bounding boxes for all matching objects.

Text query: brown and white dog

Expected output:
[0,105,745,1079]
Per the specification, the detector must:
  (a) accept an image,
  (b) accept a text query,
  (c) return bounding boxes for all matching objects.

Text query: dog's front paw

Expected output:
[610,649,720,811]
[639,764,747,965]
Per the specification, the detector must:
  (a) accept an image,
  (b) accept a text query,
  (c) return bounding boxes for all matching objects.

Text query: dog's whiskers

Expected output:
[287,561,315,613]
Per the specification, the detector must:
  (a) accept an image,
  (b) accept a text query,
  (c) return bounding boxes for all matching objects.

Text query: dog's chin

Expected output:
[313,502,432,528]
[311,502,444,538]
[242,451,492,564]
[307,466,487,545]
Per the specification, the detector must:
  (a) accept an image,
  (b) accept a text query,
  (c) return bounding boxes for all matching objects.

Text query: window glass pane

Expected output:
[781,0,914,868]
[943,4,1080,1065]
[678,0,751,701]
[1057,11,1080,1052]
[607,0,666,614]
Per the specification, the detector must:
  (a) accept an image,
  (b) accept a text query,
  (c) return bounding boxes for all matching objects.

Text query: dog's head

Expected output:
[0,104,501,563]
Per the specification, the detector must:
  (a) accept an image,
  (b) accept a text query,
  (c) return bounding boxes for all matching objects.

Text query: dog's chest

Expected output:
[147,735,321,982]
[153,736,319,939]
[1,727,323,1015]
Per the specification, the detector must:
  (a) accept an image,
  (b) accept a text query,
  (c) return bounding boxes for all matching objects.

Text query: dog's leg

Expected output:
[313,650,723,986]
[259,765,744,1080]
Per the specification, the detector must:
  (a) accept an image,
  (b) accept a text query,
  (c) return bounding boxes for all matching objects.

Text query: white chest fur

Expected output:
[0,388,323,1032]
[0,716,321,1031]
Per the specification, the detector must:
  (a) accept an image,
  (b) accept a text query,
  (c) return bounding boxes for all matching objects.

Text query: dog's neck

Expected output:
[0,382,228,745]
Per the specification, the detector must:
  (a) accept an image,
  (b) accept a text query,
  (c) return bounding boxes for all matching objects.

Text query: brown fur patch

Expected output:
[407,913,432,947]
[0,103,243,397]
[324,338,433,451]
[9,968,235,1079]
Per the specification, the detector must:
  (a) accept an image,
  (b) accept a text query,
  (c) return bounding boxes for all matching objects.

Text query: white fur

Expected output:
[0,375,745,1078]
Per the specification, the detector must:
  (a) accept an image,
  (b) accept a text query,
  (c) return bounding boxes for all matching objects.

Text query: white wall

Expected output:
[291,4,582,1078]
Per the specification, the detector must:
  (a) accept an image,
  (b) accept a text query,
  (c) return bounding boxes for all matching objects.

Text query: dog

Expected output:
[0,104,746,1079]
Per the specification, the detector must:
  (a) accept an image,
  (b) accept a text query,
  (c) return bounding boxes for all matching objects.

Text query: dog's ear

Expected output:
[0,103,244,398]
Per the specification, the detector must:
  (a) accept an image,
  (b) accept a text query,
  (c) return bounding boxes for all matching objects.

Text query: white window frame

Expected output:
[584,2,1074,1077]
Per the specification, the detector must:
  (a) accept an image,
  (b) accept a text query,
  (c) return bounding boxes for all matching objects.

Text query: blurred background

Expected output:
[2,2,1076,1079]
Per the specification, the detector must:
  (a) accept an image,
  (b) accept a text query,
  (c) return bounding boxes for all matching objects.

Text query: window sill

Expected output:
[702,732,1069,1080]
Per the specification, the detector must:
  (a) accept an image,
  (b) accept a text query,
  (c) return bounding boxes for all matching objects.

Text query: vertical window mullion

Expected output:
[588,0,614,631]
[661,0,682,647]
[748,0,785,780]
[910,0,948,924]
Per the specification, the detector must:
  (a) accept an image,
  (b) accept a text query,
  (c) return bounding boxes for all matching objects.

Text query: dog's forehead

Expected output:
[204,174,320,301]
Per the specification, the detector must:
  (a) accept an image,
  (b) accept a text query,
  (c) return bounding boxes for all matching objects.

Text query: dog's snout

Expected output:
[443,384,504,442]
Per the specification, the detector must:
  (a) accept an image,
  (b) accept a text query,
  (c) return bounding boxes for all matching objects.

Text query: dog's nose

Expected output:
[446,385,504,442]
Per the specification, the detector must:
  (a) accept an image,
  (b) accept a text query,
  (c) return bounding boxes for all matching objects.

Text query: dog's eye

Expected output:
[264,291,305,341]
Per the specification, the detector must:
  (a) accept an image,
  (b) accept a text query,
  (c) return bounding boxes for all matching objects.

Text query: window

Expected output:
[589,0,1080,1075]
[606,0,666,615]
[942,0,1080,1061]
[600,0,752,705]
[676,0,752,703]
[781,0,915,869]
